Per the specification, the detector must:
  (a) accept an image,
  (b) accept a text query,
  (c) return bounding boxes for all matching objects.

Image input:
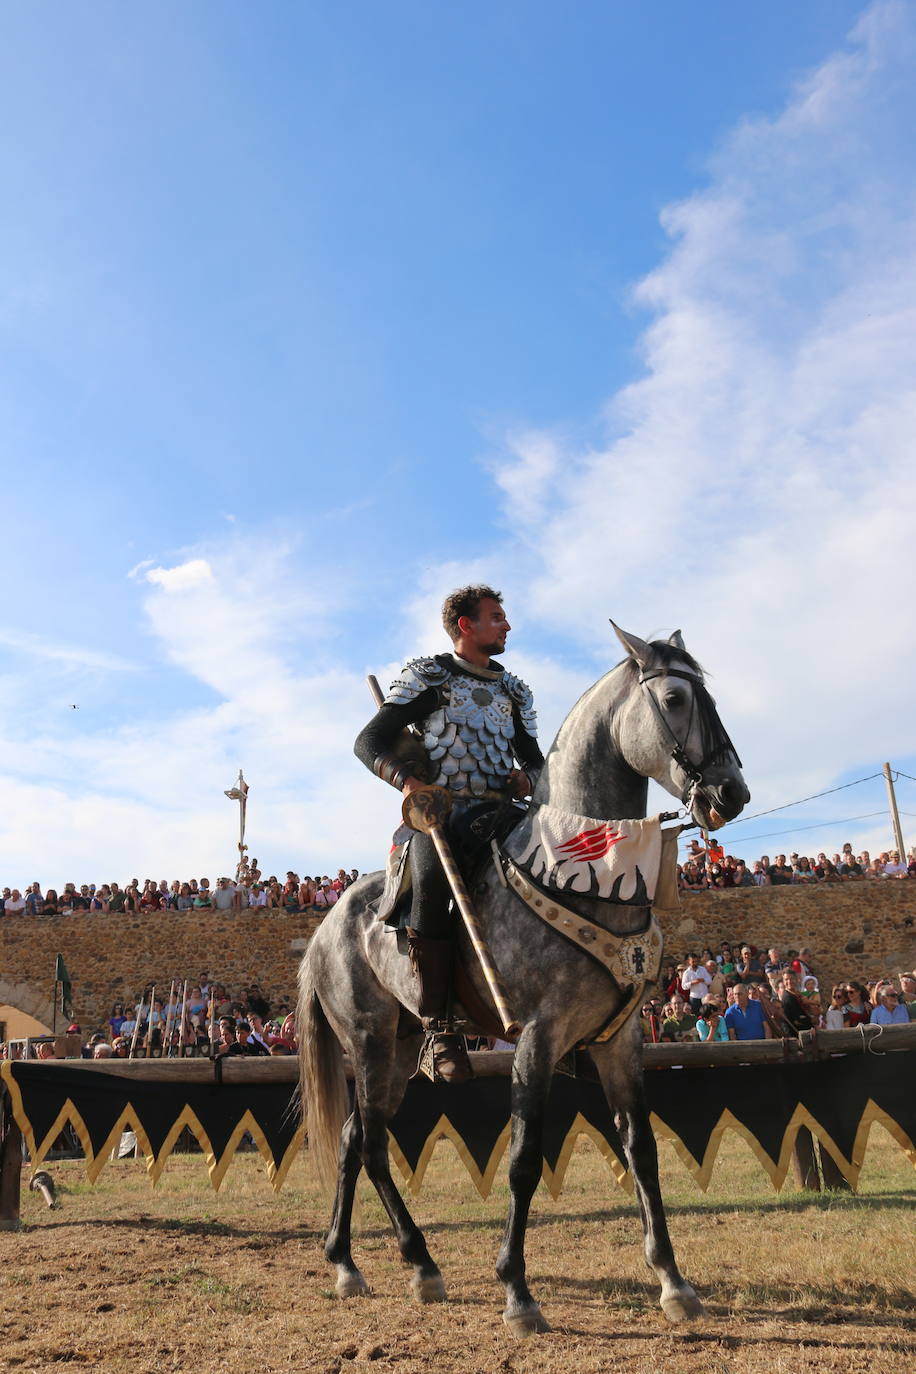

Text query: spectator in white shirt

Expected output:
[680,954,711,1014]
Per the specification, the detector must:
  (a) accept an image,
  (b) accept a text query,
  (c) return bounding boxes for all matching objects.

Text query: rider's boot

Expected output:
[406,929,473,1084]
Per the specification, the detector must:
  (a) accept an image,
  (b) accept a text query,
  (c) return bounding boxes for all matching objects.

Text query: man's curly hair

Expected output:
[441,584,502,643]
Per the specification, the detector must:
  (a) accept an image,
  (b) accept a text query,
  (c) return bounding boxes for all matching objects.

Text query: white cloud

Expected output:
[4,2,915,884]
[0,539,404,882]
[0,627,135,673]
[479,1,916,844]
[145,559,214,593]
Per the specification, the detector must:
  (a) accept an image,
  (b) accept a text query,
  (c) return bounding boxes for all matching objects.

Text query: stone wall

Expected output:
[1,883,914,1034]
[0,910,322,1035]
[661,880,916,989]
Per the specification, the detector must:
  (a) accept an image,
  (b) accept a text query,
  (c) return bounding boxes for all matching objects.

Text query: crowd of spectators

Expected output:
[641,941,916,1043]
[1,974,300,1061]
[677,837,916,892]
[0,861,361,918]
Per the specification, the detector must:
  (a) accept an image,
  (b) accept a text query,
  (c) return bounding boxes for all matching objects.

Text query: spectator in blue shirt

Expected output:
[724,984,772,1041]
[870,986,909,1025]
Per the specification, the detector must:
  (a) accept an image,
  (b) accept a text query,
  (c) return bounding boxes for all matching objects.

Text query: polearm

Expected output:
[128,991,146,1059]
[366,674,520,1038]
[225,770,249,881]
[161,980,177,1058]
[174,979,188,1057]
[208,986,219,1059]
[144,985,157,1059]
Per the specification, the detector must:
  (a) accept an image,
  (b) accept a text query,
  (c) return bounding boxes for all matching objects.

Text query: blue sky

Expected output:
[3,0,915,882]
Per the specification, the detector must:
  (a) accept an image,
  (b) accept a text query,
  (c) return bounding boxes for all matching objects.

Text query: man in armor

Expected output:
[354,584,543,1082]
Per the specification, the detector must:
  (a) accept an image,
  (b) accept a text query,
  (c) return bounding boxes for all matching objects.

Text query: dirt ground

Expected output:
[2,1128,914,1374]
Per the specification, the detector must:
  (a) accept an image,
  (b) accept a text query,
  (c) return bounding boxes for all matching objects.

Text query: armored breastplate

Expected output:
[385,655,536,799]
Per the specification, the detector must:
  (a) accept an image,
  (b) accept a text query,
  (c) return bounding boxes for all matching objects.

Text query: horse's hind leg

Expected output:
[325,1107,369,1298]
[592,1036,704,1322]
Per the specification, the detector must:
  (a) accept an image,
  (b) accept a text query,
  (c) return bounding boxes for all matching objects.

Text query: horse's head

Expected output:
[609,622,749,830]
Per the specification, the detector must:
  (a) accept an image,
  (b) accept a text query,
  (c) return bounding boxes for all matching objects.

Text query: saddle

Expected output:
[372,799,522,931]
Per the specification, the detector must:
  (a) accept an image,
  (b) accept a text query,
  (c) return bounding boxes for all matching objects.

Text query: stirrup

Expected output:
[414,1023,473,1085]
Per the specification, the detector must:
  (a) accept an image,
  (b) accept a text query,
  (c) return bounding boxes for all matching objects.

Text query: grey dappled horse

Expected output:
[298,625,749,1336]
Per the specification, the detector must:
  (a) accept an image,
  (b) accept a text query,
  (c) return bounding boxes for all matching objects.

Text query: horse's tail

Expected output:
[298,946,349,1195]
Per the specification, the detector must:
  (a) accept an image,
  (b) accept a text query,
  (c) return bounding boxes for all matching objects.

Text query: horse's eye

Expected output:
[663,691,685,710]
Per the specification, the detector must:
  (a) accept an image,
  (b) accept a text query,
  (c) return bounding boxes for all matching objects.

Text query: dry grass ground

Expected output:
[1,1126,913,1374]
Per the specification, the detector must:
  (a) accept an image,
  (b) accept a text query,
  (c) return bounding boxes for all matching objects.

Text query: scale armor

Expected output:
[385,657,537,799]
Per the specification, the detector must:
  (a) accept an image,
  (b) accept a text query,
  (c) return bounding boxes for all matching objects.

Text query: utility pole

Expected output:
[883,763,907,859]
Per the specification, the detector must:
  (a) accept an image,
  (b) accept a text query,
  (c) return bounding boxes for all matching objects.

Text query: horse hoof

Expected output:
[336,1270,370,1299]
[503,1306,551,1338]
[411,1272,447,1304]
[661,1287,705,1323]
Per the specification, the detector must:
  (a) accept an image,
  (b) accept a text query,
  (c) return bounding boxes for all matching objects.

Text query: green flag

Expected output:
[55,954,73,1018]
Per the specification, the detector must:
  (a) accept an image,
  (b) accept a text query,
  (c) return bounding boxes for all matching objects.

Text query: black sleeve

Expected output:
[353,688,440,787]
[511,706,545,773]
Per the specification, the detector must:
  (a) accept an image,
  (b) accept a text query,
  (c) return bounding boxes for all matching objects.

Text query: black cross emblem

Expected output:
[631,945,646,974]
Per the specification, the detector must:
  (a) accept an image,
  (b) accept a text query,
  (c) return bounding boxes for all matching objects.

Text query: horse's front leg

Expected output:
[591,1032,704,1322]
[495,1027,555,1337]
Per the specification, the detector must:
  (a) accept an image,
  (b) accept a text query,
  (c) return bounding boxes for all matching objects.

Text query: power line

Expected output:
[721,772,884,827]
[893,770,916,785]
[716,810,888,846]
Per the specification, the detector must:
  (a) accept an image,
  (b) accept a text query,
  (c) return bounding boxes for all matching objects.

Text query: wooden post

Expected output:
[0,1087,23,1230]
[883,762,908,861]
[818,1144,853,1192]
[791,1125,821,1191]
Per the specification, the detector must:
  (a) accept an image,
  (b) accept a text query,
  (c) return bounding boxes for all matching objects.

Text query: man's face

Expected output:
[460,597,511,656]
[735,985,749,1003]
[900,975,916,998]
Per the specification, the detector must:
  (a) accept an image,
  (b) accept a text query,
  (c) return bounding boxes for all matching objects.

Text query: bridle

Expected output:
[638,667,742,812]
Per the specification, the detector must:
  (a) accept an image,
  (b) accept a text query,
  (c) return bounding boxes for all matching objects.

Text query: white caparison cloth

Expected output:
[513,808,678,906]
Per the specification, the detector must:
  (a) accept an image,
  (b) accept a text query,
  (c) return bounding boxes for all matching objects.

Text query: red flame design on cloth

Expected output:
[555,824,626,863]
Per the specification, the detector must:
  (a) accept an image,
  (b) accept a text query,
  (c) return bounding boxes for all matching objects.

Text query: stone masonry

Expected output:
[1,883,914,1034]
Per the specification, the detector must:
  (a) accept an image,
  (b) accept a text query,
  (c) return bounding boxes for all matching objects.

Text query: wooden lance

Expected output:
[128,992,146,1059]
[161,980,177,1057]
[366,674,520,1038]
[144,986,157,1059]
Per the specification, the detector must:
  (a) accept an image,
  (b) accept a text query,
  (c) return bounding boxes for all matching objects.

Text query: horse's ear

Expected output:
[610,620,652,669]
[667,629,686,652]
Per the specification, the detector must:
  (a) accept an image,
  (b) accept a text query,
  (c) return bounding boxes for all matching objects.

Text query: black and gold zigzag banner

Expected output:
[3,1052,914,1196]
